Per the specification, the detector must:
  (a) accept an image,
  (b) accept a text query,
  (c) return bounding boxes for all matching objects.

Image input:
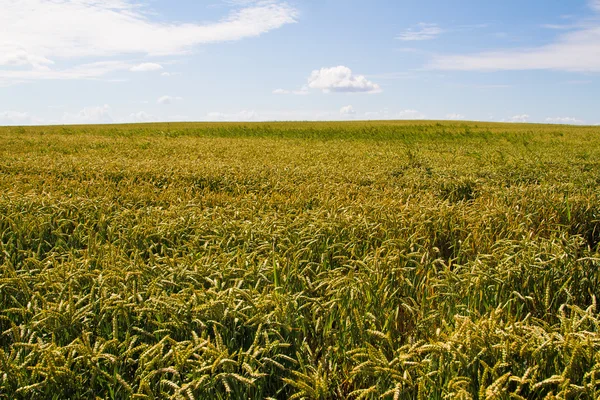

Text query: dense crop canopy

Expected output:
[0,121,599,399]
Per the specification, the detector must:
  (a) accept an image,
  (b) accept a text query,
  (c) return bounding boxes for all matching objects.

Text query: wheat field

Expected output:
[1,121,599,399]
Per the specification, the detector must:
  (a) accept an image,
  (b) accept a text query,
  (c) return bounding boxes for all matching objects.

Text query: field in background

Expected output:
[1,121,599,399]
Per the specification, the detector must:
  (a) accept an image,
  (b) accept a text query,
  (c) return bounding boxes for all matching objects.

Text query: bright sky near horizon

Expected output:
[1,0,599,125]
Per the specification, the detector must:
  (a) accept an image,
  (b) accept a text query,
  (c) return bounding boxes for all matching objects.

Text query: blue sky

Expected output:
[1,0,599,125]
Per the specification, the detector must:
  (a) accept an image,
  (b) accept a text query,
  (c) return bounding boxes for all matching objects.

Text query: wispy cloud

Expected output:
[562,79,593,85]
[207,110,259,121]
[428,1,600,72]
[364,109,425,120]
[0,0,298,84]
[449,83,513,90]
[157,96,183,105]
[397,109,425,119]
[62,105,113,124]
[0,111,41,125]
[506,114,530,123]
[545,116,585,124]
[272,85,310,95]
[397,23,443,41]
[540,23,578,30]
[0,61,132,82]
[127,111,157,123]
[130,63,163,72]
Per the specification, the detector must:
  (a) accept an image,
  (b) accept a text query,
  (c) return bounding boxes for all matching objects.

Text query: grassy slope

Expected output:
[1,121,599,399]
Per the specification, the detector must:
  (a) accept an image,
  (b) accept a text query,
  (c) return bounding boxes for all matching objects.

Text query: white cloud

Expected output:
[0,0,297,83]
[157,96,183,105]
[1,0,297,60]
[0,51,54,69]
[127,111,157,123]
[0,111,41,125]
[167,115,190,122]
[397,109,425,119]
[215,109,338,121]
[507,114,530,123]
[62,105,113,124]
[545,117,585,125]
[541,24,577,31]
[340,105,356,116]
[0,61,133,82]
[446,113,465,120]
[207,110,259,121]
[364,108,391,120]
[293,86,311,95]
[363,108,425,120]
[397,23,443,41]
[308,66,381,93]
[429,2,600,72]
[273,85,310,95]
[130,63,163,72]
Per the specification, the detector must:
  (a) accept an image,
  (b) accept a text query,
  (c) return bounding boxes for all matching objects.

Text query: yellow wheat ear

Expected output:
[1,121,599,399]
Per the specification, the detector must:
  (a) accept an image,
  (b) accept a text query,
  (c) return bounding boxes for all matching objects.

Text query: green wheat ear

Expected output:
[272,253,280,289]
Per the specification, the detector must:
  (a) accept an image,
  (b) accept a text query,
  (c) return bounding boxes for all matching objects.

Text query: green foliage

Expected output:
[0,121,599,399]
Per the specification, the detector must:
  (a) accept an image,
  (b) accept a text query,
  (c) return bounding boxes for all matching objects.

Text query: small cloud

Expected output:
[365,108,391,119]
[168,115,190,122]
[0,110,40,125]
[507,114,530,123]
[128,111,157,123]
[398,109,425,119]
[130,63,163,72]
[293,86,310,95]
[340,105,356,116]
[207,110,259,121]
[545,116,585,125]
[308,66,381,93]
[446,113,465,120]
[397,23,443,41]
[364,108,425,120]
[161,72,181,77]
[157,95,183,105]
[273,85,310,95]
[62,105,113,124]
